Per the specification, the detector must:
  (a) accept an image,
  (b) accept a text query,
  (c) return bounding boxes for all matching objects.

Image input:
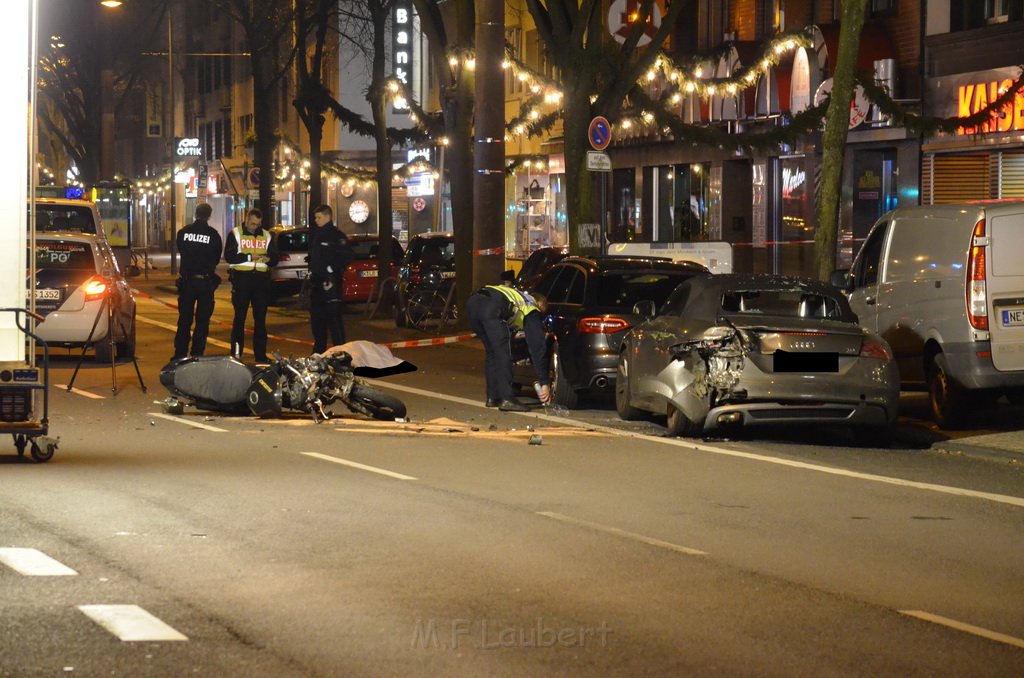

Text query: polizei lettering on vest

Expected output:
[182,233,212,244]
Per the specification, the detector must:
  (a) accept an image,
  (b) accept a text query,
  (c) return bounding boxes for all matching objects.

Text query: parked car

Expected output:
[345,234,404,303]
[513,255,708,408]
[269,226,310,300]
[394,231,456,327]
[616,273,899,443]
[833,201,1024,428]
[31,232,137,363]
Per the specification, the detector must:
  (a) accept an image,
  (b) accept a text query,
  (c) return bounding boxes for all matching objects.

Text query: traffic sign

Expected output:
[586,151,612,172]
[588,116,612,151]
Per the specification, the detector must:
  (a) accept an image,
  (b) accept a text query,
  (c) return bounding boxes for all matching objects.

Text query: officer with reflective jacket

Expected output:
[466,283,551,412]
[172,202,223,361]
[224,207,279,362]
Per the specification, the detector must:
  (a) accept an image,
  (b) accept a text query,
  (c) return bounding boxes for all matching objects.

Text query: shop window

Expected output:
[610,168,637,242]
[506,27,523,95]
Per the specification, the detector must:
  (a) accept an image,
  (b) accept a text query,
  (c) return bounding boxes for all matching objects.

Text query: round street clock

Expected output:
[349,199,370,224]
[340,183,354,198]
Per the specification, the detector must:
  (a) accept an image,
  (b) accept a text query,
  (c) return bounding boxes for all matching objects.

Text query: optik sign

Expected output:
[175,137,203,158]
[392,0,412,113]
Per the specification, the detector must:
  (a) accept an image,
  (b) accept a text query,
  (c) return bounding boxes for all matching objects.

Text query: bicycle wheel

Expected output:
[406,289,440,330]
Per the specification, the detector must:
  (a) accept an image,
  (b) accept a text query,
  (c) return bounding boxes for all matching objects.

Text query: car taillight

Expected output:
[279,253,291,262]
[966,218,989,331]
[860,335,893,361]
[84,277,107,301]
[577,317,630,334]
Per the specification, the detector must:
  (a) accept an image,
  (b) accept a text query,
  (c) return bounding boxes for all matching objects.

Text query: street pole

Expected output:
[472,0,504,289]
[167,5,177,275]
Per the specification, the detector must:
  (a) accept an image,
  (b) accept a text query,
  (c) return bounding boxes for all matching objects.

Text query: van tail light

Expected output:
[860,334,893,361]
[577,317,630,334]
[966,218,989,331]
[84,277,108,301]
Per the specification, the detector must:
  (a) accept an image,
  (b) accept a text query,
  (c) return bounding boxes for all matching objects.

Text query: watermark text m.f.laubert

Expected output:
[411,618,612,650]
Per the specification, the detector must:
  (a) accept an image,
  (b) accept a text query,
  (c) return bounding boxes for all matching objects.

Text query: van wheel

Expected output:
[666,405,702,437]
[116,309,137,359]
[928,353,967,429]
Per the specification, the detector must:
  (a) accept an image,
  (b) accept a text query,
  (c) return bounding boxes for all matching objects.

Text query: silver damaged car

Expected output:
[616,273,899,444]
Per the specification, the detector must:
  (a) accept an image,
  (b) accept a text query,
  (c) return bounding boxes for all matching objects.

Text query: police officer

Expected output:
[224,208,279,362]
[308,204,355,354]
[466,283,551,412]
[172,203,223,361]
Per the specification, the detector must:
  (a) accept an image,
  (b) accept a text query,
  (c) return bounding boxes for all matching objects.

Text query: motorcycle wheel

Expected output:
[347,383,407,420]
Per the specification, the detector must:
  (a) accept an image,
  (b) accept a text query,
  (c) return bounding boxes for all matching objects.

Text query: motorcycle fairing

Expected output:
[160,356,258,413]
[245,365,284,418]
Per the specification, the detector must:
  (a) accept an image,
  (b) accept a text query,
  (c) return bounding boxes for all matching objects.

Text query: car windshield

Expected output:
[595,271,691,310]
[721,289,845,319]
[276,230,309,252]
[407,237,454,268]
[32,204,97,234]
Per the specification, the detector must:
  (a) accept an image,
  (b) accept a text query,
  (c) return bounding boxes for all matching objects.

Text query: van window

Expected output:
[885,217,963,282]
[853,221,887,287]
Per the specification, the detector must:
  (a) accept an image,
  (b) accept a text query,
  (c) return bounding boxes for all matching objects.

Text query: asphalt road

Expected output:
[2,280,1023,676]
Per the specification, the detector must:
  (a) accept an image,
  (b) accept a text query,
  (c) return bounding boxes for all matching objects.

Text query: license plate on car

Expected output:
[1001,308,1024,327]
[296,270,307,279]
[359,270,378,278]
[35,288,60,301]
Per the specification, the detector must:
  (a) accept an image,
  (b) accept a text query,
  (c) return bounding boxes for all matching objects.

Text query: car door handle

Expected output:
[865,296,876,306]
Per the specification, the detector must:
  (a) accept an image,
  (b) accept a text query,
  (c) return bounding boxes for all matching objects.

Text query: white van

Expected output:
[838,201,1024,428]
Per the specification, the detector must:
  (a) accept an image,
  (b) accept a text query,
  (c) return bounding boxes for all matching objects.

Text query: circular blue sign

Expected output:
[588,116,611,151]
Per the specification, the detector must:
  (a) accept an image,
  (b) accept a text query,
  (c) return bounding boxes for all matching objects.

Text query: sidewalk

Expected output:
[132,252,1024,462]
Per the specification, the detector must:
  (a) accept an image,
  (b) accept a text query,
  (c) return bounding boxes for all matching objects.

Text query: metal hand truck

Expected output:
[0,308,57,462]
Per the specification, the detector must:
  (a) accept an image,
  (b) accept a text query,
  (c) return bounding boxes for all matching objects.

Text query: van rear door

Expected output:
[987,208,1024,371]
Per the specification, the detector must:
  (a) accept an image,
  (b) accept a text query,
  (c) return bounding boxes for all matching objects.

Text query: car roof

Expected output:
[558,255,709,272]
[680,273,857,321]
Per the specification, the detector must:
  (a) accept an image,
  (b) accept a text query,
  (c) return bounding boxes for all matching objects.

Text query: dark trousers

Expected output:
[310,286,345,354]
[173,276,216,358]
[230,271,270,360]
[467,291,514,401]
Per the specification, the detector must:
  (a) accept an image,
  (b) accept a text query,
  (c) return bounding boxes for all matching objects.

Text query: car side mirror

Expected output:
[633,300,657,319]
[829,269,852,292]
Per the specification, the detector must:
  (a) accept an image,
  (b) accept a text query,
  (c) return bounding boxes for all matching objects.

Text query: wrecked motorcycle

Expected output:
[159,343,412,422]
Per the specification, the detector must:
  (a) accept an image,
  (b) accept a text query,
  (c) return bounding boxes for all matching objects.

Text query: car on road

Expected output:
[31,232,137,363]
[394,231,456,327]
[269,226,310,300]
[345,234,404,303]
[616,273,899,443]
[513,255,708,408]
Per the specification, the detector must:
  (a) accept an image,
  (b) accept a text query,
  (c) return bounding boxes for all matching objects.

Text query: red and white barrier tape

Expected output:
[472,245,505,256]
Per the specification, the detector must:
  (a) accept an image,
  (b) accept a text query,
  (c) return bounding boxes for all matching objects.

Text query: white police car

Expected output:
[31,233,137,362]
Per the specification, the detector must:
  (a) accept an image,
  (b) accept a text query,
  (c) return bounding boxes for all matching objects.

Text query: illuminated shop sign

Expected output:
[392,0,412,112]
[956,79,1024,135]
[175,137,203,157]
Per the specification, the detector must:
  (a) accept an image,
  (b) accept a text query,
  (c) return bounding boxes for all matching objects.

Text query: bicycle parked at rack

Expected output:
[404,267,457,331]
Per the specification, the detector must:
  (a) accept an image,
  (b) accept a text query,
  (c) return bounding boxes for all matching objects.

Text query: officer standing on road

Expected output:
[308,204,355,354]
[466,283,551,412]
[172,203,223,361]
[224,208,278,362]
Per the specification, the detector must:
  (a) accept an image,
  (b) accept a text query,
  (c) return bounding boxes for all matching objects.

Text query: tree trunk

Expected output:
[472,0,504,290]
[370,1,393,276]
[814,0,868,280]
[563,87,597,255]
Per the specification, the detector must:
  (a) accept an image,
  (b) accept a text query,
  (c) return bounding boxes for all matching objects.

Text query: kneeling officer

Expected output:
[466,284,551,412]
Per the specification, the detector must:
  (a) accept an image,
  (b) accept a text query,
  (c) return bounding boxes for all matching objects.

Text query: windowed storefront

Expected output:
[640,164,711,243]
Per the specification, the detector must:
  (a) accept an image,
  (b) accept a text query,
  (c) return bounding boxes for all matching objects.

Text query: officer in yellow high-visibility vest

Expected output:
[224,208,279,362]
[466,283,550,412]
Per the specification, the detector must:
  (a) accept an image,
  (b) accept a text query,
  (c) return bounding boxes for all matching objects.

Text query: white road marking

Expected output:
[148,412,227,433]
[57,385,106,399]
[0,548,78,576]
[370,382,1024,510]
[538,512,707,556]
[136,313,233,351]
[899,610,1024,649]
[78,604,188,642]
[301,452,417,480]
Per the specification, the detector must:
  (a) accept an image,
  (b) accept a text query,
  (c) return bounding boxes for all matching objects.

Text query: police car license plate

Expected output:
[35,289,60,301]
[296,270,308,279]
[359,270,378,278]
[1001,308,1024,327]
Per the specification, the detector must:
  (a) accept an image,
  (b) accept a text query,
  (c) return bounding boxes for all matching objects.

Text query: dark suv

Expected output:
[394,232,456,327]
[514,256,708,408]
